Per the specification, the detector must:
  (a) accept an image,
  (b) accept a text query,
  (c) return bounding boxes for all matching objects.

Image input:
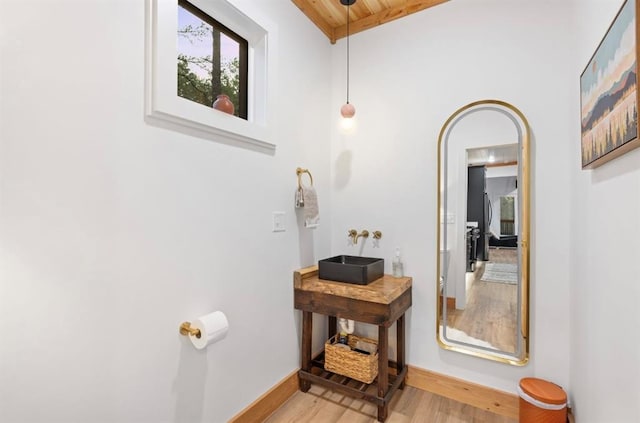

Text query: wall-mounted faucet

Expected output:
[348,229,369,244]
[357,230,369,243]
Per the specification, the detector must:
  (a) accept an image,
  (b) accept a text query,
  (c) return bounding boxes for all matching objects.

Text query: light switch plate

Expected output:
[446,213,455,224]
[272,212,285,232]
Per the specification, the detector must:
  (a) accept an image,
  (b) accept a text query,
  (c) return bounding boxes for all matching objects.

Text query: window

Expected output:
[177,0,248,119]
[500,196,515,235]
[145,0,277,152]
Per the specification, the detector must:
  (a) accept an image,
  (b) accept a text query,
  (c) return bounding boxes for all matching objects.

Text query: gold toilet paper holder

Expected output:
[179,321,201,338]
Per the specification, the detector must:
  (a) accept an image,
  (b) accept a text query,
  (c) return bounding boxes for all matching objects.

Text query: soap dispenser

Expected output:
[392,247,404,277]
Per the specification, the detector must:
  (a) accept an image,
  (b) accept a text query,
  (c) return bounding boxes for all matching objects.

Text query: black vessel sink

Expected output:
[318,255,384,285]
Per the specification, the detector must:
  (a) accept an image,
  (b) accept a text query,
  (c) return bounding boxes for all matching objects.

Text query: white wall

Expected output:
[0,0,332,422]
[330,0,574,394]
[487,165,518,179]
[571,1,640,422]
[3,0,638,421]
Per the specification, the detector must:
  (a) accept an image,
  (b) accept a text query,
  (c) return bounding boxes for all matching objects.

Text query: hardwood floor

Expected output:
[446,248,518,353]
[264,384,516,423]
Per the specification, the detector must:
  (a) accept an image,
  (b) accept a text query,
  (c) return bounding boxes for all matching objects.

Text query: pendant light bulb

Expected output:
[340,113,357,132]
[340,0,356,119]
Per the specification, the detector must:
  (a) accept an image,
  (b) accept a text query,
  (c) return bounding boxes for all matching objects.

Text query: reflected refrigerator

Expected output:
[467,165,490,262]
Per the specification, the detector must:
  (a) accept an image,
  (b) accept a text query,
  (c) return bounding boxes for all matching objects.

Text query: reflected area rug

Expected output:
[481,262,517,284]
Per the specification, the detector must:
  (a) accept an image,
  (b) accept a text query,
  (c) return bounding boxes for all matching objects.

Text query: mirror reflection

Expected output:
[437,100,530,365]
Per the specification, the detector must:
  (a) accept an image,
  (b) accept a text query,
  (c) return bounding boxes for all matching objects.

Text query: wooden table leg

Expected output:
[328,315,337,341]
[397,314,405,389]
[300,311,312,392]
[377,324,389,422]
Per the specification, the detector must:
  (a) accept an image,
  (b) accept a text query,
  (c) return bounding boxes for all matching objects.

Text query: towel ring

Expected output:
[296,167,313,189]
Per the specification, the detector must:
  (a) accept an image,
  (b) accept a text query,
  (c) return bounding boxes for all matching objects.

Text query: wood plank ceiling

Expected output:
[291,0,449,44]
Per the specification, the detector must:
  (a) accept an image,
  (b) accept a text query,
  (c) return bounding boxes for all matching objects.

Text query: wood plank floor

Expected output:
[264,384,517,423]
[447,248,518,353]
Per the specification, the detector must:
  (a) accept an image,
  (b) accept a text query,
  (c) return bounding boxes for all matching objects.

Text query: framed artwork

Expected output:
[581,0,640,169]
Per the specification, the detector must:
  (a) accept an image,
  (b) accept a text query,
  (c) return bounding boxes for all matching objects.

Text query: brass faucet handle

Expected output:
[359,230,369,238]
[372,231,382,239]
[348,229,357,237]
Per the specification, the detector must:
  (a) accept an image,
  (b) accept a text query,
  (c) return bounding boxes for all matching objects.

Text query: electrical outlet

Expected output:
[272,212,285,232]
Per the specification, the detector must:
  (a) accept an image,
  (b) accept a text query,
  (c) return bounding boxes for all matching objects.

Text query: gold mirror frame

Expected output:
[436,99,530,365]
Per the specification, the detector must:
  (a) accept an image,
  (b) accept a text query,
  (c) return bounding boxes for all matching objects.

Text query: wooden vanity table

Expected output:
[293,266,412,422]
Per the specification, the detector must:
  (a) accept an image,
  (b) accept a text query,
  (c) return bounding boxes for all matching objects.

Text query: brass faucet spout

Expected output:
[348,229,370,244]
[356,230,369,243]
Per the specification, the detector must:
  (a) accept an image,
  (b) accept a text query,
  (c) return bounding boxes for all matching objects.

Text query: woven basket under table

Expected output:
[324,334,378,384]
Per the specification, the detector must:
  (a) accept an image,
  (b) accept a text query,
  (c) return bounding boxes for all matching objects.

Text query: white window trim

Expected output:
[145,0,277,152]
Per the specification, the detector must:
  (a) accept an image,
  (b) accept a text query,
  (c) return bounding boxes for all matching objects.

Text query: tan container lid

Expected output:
[519,377,566,405]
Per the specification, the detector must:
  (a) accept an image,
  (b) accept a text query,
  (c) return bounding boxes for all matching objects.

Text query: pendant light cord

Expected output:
[346,3,350,104]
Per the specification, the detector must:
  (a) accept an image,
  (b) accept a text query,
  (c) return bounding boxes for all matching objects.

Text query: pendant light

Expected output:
[340,0,356,119]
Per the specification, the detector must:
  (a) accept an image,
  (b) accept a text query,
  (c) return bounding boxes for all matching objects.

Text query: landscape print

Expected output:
[581,0,638,168]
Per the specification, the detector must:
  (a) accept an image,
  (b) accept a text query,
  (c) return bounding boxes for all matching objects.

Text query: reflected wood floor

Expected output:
[447,248,518,353]
[265,384,516,423]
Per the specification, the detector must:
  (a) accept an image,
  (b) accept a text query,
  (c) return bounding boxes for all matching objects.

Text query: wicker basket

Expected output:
[324,334,378,384]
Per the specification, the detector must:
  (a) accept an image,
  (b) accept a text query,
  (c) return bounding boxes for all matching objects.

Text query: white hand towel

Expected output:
[302,185,319,228]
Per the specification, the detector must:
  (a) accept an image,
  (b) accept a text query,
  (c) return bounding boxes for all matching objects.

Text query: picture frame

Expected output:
[580,0,640,169]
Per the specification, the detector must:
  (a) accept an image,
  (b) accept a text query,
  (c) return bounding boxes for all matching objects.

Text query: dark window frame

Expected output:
[178,0,248,119]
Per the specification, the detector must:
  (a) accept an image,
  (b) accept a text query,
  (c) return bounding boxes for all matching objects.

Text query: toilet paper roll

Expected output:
[189,311,229,350]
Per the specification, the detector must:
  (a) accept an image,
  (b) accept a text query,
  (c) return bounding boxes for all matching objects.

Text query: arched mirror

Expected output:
[437,99,530,365]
